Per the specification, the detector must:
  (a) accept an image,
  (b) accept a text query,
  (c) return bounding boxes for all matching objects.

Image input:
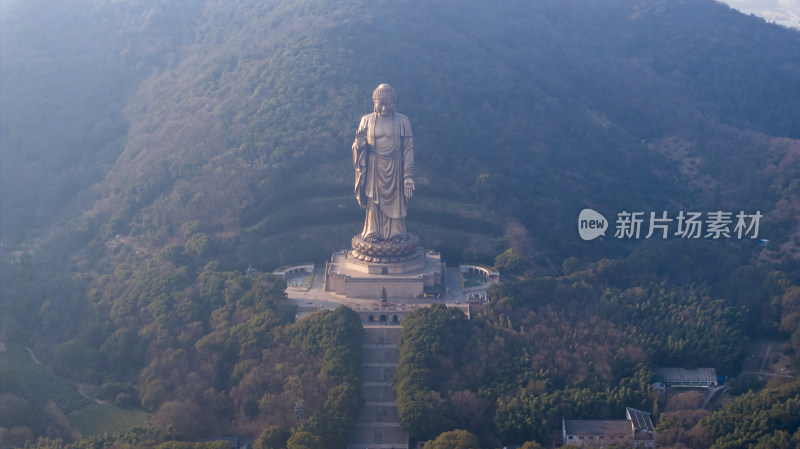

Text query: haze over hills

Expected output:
[724,0,800,28]
[2,0,800,447]
[2,0,799,270]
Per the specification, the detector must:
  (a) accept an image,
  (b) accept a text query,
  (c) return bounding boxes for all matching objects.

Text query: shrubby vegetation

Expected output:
[656,378,800,449]
[701,378,800,449]
[393,243,800,447]
[1,255,362,446]
[4,239,797,447]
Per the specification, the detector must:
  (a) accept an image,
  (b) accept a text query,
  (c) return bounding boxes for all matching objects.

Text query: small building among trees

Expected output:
[655,367,718,391]
[562,407,654,448]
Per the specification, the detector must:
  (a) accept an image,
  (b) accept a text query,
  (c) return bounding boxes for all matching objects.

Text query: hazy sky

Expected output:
[723,0,800,27]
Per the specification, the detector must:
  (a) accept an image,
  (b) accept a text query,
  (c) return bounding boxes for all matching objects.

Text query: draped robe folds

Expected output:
[352,112,414,240]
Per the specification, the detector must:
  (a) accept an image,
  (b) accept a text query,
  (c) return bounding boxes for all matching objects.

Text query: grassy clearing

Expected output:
[247,194,360,235]
[237,161,504,268]
[248,192,501,240]
[0,343,92,413]
[244,159,501,238]
[0,343,150,437]
[68,403,149,437]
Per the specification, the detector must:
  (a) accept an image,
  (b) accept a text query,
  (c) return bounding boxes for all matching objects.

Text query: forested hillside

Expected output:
[393,245,800,447]
[4,0,800,266]
[2,0,800,447]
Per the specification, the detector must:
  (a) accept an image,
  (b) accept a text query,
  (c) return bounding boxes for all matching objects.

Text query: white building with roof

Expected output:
[562,407,655,448]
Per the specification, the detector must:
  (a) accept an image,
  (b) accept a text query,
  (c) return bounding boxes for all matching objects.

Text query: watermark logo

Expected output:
[578,209,609,241]
[578,209,763,241]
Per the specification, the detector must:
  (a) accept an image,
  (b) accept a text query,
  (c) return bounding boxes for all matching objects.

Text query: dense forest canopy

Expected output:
[2,0,800,448]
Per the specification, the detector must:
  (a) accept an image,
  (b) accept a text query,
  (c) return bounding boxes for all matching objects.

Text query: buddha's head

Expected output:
[372,84,396,118]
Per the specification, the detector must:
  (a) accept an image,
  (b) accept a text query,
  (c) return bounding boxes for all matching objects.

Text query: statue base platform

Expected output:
[324,237,444,299]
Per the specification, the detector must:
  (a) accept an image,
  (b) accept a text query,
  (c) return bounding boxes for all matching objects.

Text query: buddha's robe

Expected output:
[352,112,414,240]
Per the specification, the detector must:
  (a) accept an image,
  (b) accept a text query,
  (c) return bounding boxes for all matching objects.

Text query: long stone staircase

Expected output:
[348,323,409,449]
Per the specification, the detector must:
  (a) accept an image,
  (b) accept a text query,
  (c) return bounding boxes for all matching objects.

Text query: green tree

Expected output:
[255,426,290,449]
[186,232,210,256]
[494,248,527,274]
[423,429,481,449]
[397,389,452,441]
[158,244,186,264]
[520,441,544,449]
[286,431,321,449]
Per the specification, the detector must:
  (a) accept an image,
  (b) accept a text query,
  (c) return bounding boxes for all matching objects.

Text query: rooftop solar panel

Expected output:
[626,407,654,432]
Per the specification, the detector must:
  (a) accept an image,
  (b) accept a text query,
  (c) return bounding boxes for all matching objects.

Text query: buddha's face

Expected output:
[374,99,395,118]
